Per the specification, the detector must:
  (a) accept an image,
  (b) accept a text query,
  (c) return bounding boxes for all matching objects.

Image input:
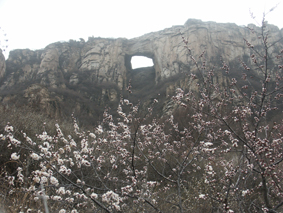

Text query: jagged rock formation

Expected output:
[0,19,282,124]
[0,49,5,79]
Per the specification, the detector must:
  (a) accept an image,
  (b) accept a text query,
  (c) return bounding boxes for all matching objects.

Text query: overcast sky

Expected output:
[0,0,282,62]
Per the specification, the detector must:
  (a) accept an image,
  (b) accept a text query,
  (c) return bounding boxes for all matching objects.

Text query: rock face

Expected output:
[0,49,5,79]
[0,19,282,123]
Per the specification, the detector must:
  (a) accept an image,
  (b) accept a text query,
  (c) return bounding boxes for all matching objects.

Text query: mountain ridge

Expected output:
[0,19,282,125]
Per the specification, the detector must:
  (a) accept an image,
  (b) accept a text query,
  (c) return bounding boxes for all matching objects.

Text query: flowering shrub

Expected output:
[1,15,283,213]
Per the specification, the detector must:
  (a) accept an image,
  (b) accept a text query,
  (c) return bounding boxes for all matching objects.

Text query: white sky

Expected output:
[0,0,282,64]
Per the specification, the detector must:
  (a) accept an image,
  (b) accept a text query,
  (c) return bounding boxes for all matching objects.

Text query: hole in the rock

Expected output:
[131,56,154,69]
[126,55,156,94]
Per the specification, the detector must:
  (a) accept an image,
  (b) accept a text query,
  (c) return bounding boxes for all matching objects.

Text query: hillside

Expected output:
[0,19,282,126]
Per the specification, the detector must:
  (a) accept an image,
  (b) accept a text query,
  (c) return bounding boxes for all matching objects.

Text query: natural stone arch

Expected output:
[125,39,162,84]
[124,53,156,91]
[125,53,155,69]
[131,56,154,69]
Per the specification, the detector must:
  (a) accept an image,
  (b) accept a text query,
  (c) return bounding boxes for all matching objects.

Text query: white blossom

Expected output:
[52,195,62,201]
[82,159,91,166]
[204,142,213,147]
[11,152,20,160]
[5,125,13,132]
[90,193,98,199]
[57,187,66,195]
[121,185,133,194]
[96,125,103,134]
[40,176,48,183]
[109,155,116,164]
[30,153,41,160]
[242,189,249,196]
[65,197,74,203]
[8,176,15,185]
[102,191,121,205]
[50,176,59,186]
[89,132,96,138]
[147,181,157,187]
[33,176,40,183]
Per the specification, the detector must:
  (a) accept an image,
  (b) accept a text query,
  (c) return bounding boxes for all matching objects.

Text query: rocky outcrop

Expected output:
[0,49,5,79]
[0,19,282,123]
[2,20,283,89]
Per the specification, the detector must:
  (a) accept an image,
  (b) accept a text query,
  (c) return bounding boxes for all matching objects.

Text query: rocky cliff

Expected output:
[0,19,282,124]
[0,49,5,79]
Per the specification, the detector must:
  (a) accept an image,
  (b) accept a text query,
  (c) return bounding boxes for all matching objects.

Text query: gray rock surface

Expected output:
[0,49,5,79]
[2,19,283,89]
[0,19,282,121]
